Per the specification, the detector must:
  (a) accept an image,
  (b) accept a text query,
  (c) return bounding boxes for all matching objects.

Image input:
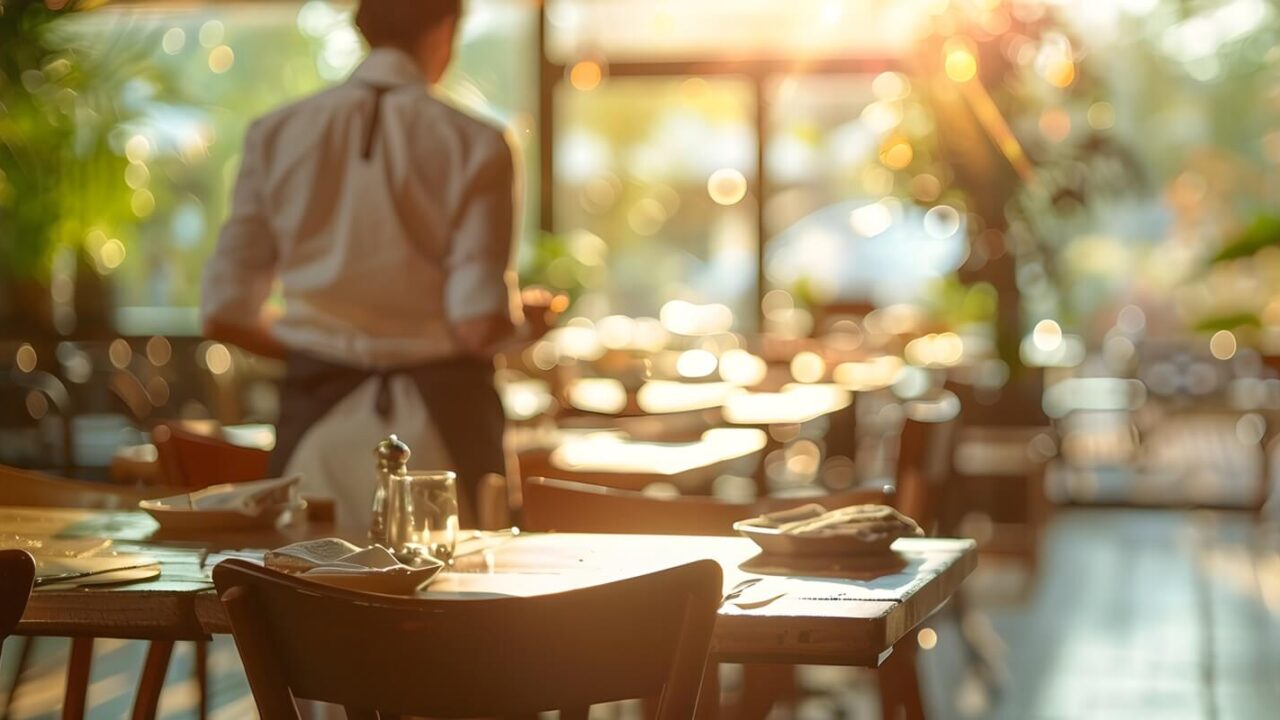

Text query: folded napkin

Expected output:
[262,538,443,595]
[759,504,923,543]
[181,475,301,514]
[265,538,440,577]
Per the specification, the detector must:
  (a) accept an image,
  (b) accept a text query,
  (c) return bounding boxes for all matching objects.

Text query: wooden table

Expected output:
[9,506,975,670]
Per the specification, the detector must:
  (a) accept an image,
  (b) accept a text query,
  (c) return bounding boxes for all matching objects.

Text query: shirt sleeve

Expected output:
[444,131,519,325]
[201,121,277,328]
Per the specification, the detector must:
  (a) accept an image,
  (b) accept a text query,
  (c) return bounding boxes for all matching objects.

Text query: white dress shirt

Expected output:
[203,48,518,528]
[202,47,519,370]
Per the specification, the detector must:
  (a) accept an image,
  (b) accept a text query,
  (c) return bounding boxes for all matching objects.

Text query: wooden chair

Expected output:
[0,549,35,662]
[151,422,270,489]
[213,557,722,719]
[0,463,196,720]
[893,391,962,535]
[945,376,1056,575]
[521,476,899,720]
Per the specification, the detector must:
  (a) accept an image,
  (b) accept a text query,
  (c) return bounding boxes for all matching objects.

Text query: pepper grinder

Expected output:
[370,434,410,546]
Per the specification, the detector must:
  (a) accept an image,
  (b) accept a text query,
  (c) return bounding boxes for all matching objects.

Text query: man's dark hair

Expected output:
[355,0,462,53]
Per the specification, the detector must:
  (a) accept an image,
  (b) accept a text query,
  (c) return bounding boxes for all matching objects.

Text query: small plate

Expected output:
[734,519,899,557]
[733,504,920,558]
[140,477,305,533]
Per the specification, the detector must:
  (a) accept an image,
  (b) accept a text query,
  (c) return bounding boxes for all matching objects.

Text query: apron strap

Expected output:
[360,83,395,161]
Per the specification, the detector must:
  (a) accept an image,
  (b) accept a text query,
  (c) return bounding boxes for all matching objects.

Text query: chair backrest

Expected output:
[0,463,180,509]
[212,558,721,719]
[0,549,35,660]
[152,422,269,489]
[522,476,893,535]
[894,392,961,534]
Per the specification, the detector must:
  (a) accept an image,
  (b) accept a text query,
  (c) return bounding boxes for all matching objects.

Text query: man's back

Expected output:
[203,48,516,369]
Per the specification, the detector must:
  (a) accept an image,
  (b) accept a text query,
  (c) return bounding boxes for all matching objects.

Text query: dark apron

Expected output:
[270,352,506,528]
[268,80,505,526]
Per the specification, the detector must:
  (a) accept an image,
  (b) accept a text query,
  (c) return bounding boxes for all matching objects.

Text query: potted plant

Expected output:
[0,0,141,339]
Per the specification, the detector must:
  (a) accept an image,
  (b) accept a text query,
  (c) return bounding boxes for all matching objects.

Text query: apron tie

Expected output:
[374,371,396,420]
[361,83,395,160]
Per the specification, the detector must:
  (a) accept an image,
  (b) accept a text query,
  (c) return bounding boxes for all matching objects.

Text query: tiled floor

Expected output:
[921,509,1264,720]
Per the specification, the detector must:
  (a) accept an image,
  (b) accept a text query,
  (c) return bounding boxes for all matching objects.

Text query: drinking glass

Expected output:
[388,471,459,564]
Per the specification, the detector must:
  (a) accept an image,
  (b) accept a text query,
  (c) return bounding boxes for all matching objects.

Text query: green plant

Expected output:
[1209,214,1280,265]
[1193,311,1260,333]
[0,0,142,284]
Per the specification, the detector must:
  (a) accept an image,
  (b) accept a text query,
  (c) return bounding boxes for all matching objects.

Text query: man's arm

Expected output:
[204,314,287,361]
[445,132,520,357]
[201,121,284,360]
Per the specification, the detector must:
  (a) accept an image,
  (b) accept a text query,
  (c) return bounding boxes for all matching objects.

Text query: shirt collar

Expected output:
[350,47,425,87]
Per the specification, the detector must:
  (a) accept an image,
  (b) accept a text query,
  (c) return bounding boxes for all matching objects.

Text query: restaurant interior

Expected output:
[2,0,1280,718]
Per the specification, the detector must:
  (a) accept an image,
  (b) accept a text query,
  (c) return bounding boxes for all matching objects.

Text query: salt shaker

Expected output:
[370,434,410,546]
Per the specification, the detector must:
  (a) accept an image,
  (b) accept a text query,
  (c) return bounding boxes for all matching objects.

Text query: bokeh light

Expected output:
[1033,319,1064,352]
[1210,330,1238,360]
[923,205,961,239]
[569,60,604,91]
[676,349,718,378]
[719,349,768,387]
[15,344,37,373]
[209,45,236,73]
[790,351,827,383]
[707,168,748,206]
[944,41,978,82]
[162,28,186,55]
[1087,101,1116,130]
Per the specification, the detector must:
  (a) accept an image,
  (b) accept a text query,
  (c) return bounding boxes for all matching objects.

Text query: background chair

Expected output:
[893,391,962,536]
[522,475,893,536]
[213,557,721,720]
[151,422,270,489]
[0,549,35,662]
[945,374,1057,576]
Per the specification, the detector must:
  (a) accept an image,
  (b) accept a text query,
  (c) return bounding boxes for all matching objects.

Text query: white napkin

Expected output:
[264,538,436,578]
[183,476,301,514]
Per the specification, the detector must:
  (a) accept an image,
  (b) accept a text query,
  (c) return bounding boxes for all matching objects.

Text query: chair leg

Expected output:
[195,639,209,720]
[62,637,93,720]
[694,661,720,719]
[131,640,173,720]
[877,638,924,720]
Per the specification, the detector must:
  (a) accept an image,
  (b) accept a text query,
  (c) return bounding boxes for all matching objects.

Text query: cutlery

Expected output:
[35,563,158,587]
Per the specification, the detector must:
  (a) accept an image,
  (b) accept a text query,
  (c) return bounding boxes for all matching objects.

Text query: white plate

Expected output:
[140,477,304,533]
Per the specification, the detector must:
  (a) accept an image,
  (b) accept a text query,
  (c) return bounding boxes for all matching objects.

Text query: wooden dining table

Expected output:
[8,505,975,712]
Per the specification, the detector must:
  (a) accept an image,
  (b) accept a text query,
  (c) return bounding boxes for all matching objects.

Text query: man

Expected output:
[202,0,528,528]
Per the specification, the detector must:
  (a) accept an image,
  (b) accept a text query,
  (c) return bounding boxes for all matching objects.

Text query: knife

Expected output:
[35,563,159,587]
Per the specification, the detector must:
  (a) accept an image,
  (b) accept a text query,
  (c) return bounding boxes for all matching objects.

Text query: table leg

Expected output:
[131,640,173,720]
[62,637,93,720]
[195,639,209,719]
[4,635,33,717]
[877,638,924,720]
